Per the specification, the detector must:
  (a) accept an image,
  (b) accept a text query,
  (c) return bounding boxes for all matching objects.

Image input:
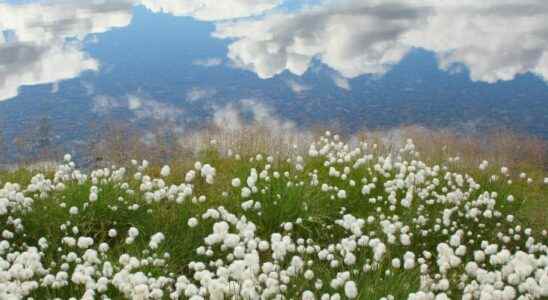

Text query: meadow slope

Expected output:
[0,130,547,299]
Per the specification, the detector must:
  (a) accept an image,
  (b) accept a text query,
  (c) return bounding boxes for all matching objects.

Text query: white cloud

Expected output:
[87,35,100,44]
[81,81,95,96]
[92,95,123,114]
[0,1,133,101]
[3,0,548,105]
[214,0,548,83]
[93,93,185,122]
[0,0,285,102]
[137,0,281,21]
[213,99,296,133]
[0,43,99,101]
[128,95,142,110]
[0,1,133,44]
[131,97,184,122]
[192,57,223,67]
[331,73,351,90]
[51,82,59,94]
[214,0,427,80]
[404,0,548,83]
[213,103,243,131]
[286,79,311,94]
[181,99,314,156]
[186,87,217,102]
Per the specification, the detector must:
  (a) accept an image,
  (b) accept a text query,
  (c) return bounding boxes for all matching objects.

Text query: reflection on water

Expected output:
[1,0,548,102]
[216,0,548,83]
[0,0,133,101]
[0,0,547,145]
[0,0,283,101]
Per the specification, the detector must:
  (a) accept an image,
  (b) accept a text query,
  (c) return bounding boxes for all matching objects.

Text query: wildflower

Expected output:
[108,229,117,238]
[479,160,488,170]
[201,164,216,184]
[98,243,109,253]
[302,290,315,300]
[149,232,165,249]
[77,237,94,249]
[1,130,547,300]
[89,192,98,202]
[69,206,79,215]
[185,170,196,182]
[345,281,358,299]
[188,218,199,228]
[392,258,401,269]
[231,178,241,187]
[241,187,252,198]
[160,165,171,177]
[128,227,139,238]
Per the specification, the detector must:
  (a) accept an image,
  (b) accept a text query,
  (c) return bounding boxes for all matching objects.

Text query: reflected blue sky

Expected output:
[0,0,547,144]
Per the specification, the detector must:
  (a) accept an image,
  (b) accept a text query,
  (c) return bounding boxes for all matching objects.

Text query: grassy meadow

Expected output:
[0,128,546,299]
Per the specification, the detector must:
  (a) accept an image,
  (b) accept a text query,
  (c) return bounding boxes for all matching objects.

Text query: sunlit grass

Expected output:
[0,130,547,299]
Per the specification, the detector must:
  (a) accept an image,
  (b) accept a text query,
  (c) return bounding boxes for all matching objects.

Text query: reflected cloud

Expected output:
[92,94,124,114]
[192,57,223,67]
[0,0,284,102]
[51,82,59,94]
[0,0,133,101]
[186,87,217,102]
[215,0,548,83]
[331,73,351,90]
[2,0,548,104]
[214,1,430,79]
[137,0,281,21]
[93,93,185,122]
[130,95,185,122]
[405,0,548,83]
[213,98,295,132]
[286,79,311,94]
[0,42,99,101]
[81,81,96,96]
[0,1,133,43]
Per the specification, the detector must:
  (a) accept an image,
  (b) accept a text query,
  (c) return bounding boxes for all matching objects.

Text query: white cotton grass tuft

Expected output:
[344,281,358,299]
[241,187,252,198]
[160,165,171,177]
[149,232,165,249]
[188,217,199,228]
[231,178,241,187]
[0,130,546,300]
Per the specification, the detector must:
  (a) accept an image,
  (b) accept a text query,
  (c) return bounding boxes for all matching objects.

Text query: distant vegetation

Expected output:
[0,126,547,299]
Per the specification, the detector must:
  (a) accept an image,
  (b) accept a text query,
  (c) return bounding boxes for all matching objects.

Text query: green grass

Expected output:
[0,141,547,299]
